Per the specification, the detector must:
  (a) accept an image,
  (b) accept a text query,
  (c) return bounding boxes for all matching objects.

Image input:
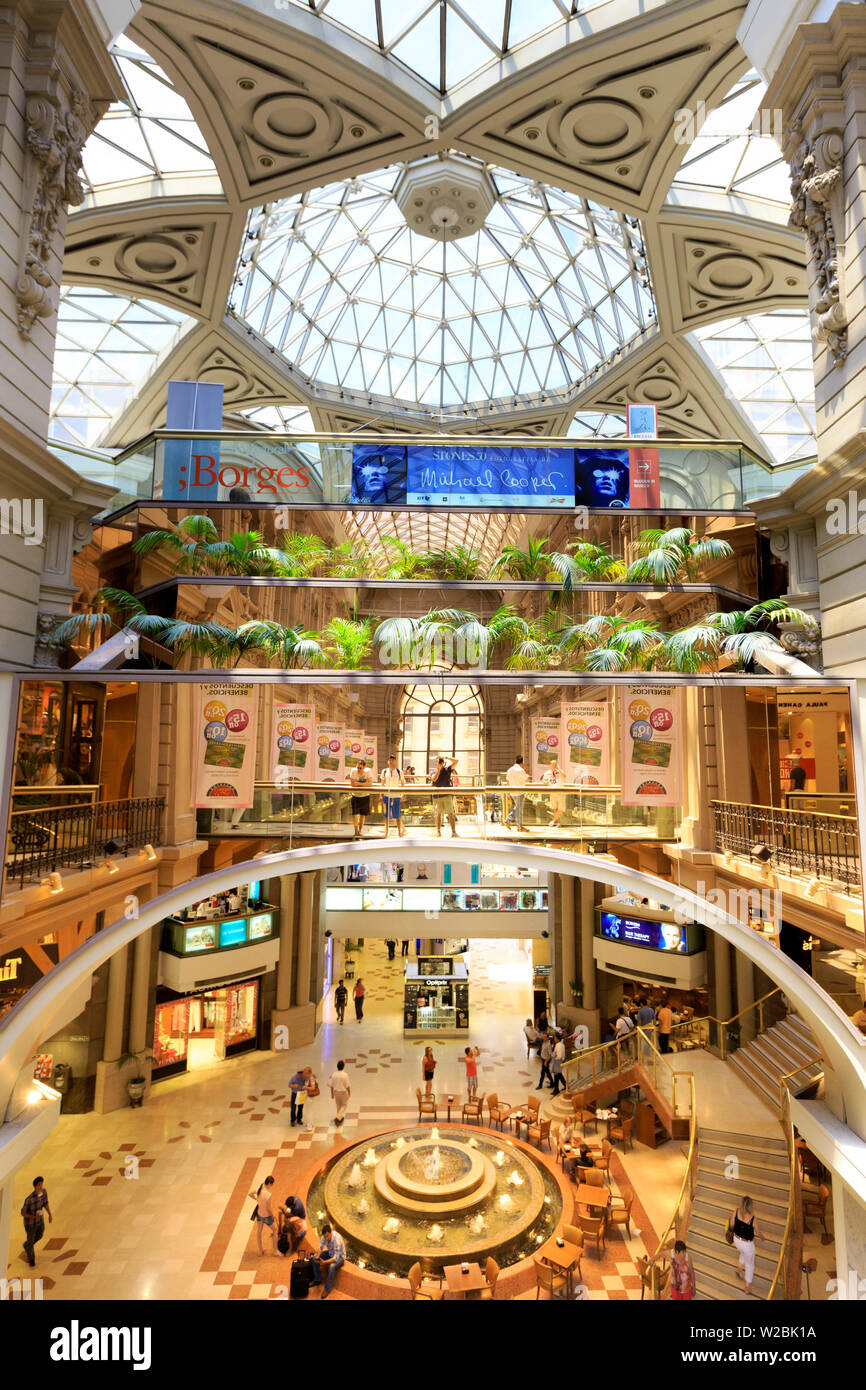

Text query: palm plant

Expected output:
[488,536,584,595]
[427,545,484,581]
[664,600,817,671]
[52,587,176,654]
[380,536,433,579]
[325,539,376,578]
[273,533,331,577]
[424,604,533,669]
[624,527,733,583]
[373,614,452,669]
[322,616,374,669]
[568,540,627,581]
[233,620,325,668]
[557,615,665,672]
[134,515,285,576]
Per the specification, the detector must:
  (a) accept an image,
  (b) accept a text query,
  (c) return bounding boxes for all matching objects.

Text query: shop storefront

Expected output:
[153,979,261,1076]
[403,956,469,1036]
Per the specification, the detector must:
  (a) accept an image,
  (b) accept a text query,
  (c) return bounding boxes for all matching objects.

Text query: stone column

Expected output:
[294,872,314,1008]
[101,944,128,1062]
[579,879,597,1012]
[713,934,733,1023]
[559,873,576,1003]
[127,928,152,1056]
[274,874,296,1012]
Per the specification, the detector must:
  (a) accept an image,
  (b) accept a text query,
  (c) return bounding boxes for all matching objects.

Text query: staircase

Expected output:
[687,1128,790,1299]
[727,1015,822,1112]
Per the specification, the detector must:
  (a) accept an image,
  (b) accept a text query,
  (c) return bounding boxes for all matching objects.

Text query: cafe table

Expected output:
[536,1234,582,1297]
[443,1261,488,1298]
[593,1107,619,1138]
[575,1182,611,1214]
[444,1095,460,1123]
[509,1108,534,1138]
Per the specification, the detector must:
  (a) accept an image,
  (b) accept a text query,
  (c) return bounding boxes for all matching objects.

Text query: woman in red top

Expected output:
[422,1046,436,1097]
[670,1240,696,1300]
[353,979,365,1021]
[462,1045,480,1098]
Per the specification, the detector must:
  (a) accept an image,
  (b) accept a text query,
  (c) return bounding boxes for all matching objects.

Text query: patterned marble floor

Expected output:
[5,939,685,1301]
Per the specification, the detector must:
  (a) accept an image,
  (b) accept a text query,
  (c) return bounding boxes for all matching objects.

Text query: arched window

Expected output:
[400,684,483,781]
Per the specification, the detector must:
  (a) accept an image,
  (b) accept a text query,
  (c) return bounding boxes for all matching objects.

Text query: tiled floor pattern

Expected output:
[5,939,688,1301]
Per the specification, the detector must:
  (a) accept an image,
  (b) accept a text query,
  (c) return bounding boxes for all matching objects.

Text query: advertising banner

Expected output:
[344,729,364,771]
[574,449,630,508]
[162,380,223,503]
[626,403,658,439]
[620,685,682,805]
[315,722,345,782]
[272,703,314,782]
[363,735,378,774]
[628,448,661,508]
[560,701,610,785]
[405,444,575,507]
[530,718,561,781]
[599,910,687,953]
[194,683,258,807]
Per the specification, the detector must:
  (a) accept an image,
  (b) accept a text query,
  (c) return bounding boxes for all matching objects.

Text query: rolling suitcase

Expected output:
[290,1254,314,1299]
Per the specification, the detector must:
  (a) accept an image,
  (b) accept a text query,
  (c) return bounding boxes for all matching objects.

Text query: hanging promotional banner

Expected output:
[628,448,661,507]
[560,701,611,785]
[344,729,364,771]
[363,735,378,774]
[626,403,658,439]
[573,449,630,508]
[530,718,561,781]
[194,684,258,807]
[315,722,345,782]
[272,703,314,782]
[404,444,575,507]
[620,685,682,805]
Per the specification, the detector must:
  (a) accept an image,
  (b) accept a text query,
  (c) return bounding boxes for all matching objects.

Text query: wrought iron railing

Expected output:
[711,798,861,888]
[5,796,165,889]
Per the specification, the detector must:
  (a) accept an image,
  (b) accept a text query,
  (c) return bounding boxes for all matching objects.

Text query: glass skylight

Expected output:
[669,70,790,210]
[80,40,217,200]
[342,508,524,570]
[50,287,190,447]
[236,404,317,433]
[281,0,579,93]
[691,310,816,464]
[568,411,627,438]
[234,162,654,412]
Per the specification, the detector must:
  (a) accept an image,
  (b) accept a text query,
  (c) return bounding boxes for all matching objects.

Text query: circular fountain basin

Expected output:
[374,1141,496,1214]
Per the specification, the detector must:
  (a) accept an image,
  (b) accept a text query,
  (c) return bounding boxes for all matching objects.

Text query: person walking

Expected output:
[537,1031,554,1089]
[309,1224,346,1299]
[504,754,530,830]
[385,938,396,961]
[551,1032,567,1095]
[353,978,365,1021]
[380,754,407,837]
[21,1175,52,1268]
[422,1045,437,1098]
[730,1196,765,1296]
[334,977,348,1025]
[657,998,673,1053]
[300,1066,318,1133]
[329,1059,351,1126]
[432,756,459,837]
[248,1175,277,1255]
[401,939,410,957]
[348,758,374,839]
[289,1065,307,1128]
[462,1045,481,1098]
[670,1240,696,1300]
[615,1005,636,1061]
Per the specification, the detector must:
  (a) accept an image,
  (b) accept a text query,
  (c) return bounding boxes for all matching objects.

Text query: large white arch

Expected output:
[2,837,865,1136]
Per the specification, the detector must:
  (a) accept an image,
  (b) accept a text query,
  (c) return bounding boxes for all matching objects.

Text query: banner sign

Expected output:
[272,703,314,782]
[194,683,258,807]
[315,722,345,782]
[573,449,630,508]
[599,910,687,953]
[163,380,223,502]
[626,404,658,439]
[620,685,682,806]
[628,448,661,508]
[531,718,561,781]
[560,701,610,785]
[363,735,378,774]
[344,729,364,771]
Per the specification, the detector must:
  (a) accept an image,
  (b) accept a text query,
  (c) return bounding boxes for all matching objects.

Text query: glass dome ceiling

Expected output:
[669,70,790,210]
[234,162,654,411]
[81,40,218,201]
[282,0,580,93]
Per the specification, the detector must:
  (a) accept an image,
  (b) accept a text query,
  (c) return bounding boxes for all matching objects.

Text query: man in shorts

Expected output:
[348,759,374,839]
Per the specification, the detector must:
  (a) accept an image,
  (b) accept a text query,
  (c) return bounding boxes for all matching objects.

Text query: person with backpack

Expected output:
[248,1176,277,1255]
[615,1005,636,1060]
[334,978,348,1025]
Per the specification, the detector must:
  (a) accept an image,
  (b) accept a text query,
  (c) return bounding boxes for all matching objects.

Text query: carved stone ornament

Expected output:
[779,622,822,669]
[17,89,93,338]
[787,119,847,366]
[32,612,66,666]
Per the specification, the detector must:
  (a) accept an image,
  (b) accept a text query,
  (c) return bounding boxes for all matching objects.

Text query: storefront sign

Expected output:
[315,721,345,782]
[560,701,610,785]
[193,684,258,807]
[530,717,561,781]
[218,918,247,948]
[272,702,314,782]
[620,685,682,806]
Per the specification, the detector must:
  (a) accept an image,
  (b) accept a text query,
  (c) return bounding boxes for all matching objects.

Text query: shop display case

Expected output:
[164,907,275,956]
[403,960,469,1036]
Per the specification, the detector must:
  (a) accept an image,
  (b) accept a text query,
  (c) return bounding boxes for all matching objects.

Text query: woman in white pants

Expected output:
[731,1196,765,1294]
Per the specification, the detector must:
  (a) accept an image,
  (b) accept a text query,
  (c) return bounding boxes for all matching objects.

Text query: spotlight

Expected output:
[104,857,119,875]
[42,871,63,894]
[750,844,772,863]
[140,843,157,862]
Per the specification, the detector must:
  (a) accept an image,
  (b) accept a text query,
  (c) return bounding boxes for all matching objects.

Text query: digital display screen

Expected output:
[599,911,687,953]
[218,918,247,948]
[362,888,402,911]
[184,924,216,953]
[325,887,363,911]
[248,912,273,940]
[401,888,441,912]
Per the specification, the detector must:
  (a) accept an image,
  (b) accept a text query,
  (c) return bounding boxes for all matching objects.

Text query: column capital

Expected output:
[763,4,866,125]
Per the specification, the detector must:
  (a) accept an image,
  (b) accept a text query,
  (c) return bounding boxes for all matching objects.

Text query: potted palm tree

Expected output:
[489,536,585,595]
[116,1052,155,1107]
[624,527,733,583]
[322,616,375,669]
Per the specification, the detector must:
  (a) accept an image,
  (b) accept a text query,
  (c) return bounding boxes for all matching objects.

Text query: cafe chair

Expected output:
[416,1088,437,1122]
[462,1092,485,1124]
[574,1099,598,1136]
[801,1257,818,1300]
[583,1167,606,1188]
[637,1256,669,1300]
[576,1211,606,1257]
[534,1256,569,1299]
[408,1262,444,1301]
[608,1185,635,1238]
[525,1095,541,1123]
[477,1257,500,1300]
[487,1093,512,1130]
[562,1225,585,1284]
[527,1117,552,1152]
[798,1146,822,1184]
[801,1183,831,1239]
[595,1139,613,1185]
[608,1115,634,1150]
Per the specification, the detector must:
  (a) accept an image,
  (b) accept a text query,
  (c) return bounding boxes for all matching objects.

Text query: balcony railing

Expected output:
[198,782,680,843]
[5,794,166,889]
[711,798,861,889]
